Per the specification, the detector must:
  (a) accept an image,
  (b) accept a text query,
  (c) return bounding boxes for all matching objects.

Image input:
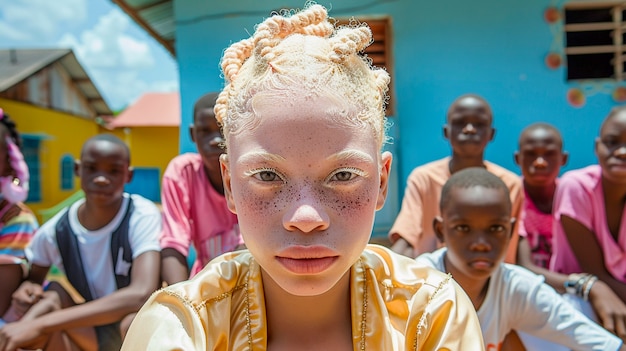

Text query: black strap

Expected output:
[110,198,134,289]
[55,198,134,301]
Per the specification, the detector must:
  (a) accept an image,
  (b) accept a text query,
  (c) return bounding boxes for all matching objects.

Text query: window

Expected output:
[60,154,74,190]
[21,136,41,202]
[564,2,626,80]
[336,17,394,115]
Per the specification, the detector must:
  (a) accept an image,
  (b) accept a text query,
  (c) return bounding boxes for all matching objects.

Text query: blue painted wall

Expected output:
[173,0,624,234]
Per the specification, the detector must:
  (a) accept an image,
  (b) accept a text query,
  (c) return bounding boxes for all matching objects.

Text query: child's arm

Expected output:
[160,163,194,285]
[0,250,160,348]
[561,215,626,339]
[161,248,189,285]
[518,235,626,338]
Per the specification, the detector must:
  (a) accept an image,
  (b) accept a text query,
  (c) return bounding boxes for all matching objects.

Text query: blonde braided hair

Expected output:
[215,3,390,148]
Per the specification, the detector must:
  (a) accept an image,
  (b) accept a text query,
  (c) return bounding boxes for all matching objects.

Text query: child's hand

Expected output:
[9,282,43,317]
[0,319,46,351]
[588,279,626,341]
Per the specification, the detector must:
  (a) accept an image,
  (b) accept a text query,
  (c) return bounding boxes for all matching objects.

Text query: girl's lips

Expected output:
[276,256,338,274]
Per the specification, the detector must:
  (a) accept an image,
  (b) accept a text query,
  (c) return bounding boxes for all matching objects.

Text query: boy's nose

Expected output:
[209,136,224,147]
[614,146,626,158]
[462,123,477,134]
[469,235,491,251]
[93,175,110,185]
[533,156,547,169]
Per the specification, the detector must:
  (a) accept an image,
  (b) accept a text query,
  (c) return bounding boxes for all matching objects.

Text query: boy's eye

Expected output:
[454,225,470,232]
[490,225,505,232]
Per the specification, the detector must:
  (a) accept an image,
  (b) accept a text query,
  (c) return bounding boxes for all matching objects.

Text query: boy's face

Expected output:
[596,111,626,185]
[220,90,392,297]
[515,127,567,187]
[434,186,513,283]
[190,108,224,177]
[444,97,495,158]
[75,140,133,207]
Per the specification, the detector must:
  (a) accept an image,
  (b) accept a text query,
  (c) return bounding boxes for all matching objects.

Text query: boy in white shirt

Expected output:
[417,167,624,350]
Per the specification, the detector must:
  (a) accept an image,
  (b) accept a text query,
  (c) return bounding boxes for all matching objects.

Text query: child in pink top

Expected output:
[160,93,242,284]
[551,107,626,340]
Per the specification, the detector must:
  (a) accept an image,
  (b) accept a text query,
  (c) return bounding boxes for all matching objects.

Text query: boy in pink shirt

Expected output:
[160,93,242,284]
[551,107,626,340]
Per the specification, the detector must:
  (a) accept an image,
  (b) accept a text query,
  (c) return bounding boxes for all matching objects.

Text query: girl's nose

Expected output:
[283,190,330,233]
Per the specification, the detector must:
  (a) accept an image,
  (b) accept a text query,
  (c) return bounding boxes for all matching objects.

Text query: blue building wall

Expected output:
[173,0,624,234]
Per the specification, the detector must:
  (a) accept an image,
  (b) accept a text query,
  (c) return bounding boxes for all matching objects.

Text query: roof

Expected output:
[0,48,113,116]
[109,91,180,127]
[111,0,175,56]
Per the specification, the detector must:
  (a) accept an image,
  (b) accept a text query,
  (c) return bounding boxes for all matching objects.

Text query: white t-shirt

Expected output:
[26,193,161,299]
[416,248,622,351]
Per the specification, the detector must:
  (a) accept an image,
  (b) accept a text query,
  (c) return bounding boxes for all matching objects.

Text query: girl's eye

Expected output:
[256,171,278,182]
[333,171,355,181]
[248,168,284,182]
[328,167,365,182]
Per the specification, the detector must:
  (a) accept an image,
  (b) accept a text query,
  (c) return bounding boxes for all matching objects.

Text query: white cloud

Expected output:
[58,8,175,110]
[0,0,87,41]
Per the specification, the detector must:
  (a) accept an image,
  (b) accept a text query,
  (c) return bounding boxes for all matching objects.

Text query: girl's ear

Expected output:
[220,154,237,214]
[376,152,393,210]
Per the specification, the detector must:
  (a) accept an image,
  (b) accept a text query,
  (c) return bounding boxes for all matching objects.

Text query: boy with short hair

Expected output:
[159,92,242,285]
[390,94,522,262]
[0,134,161,351]
[514,123,626,338]
[417,167,624,351]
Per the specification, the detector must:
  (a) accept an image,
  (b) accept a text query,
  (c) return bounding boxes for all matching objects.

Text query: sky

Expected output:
[0,0,179,111]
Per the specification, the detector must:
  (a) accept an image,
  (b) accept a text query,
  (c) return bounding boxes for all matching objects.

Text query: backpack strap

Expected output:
[110,197,134,290]
[55,209,94,301]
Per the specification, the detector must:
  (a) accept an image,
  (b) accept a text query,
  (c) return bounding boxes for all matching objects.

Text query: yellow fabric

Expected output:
[122,245,484,350]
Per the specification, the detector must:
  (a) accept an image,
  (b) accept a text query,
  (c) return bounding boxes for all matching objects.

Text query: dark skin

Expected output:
[161,106,233,285]
[0,138,160,351]
[391,94,495,257]
[560,109,626,341]
[514,125,572,290]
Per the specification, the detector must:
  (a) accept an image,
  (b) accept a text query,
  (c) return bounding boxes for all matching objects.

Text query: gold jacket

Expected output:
[122,245,484,350]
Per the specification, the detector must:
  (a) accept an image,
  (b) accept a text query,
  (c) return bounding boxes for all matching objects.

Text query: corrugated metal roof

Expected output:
[0,48,113,116]
[111,0,175,56]
[108,91,180,127]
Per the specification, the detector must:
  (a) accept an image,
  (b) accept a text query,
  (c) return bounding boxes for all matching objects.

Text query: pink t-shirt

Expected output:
[519,183,555,269]
[550,165,626,282]
[160,153,242,276]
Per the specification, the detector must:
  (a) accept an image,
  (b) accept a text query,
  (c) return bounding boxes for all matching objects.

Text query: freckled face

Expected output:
[221,91,391,296]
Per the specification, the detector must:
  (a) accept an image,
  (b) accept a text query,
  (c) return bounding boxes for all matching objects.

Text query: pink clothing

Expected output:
[160,153,241,276]
[550,165,626,282]
[519,183,555,269]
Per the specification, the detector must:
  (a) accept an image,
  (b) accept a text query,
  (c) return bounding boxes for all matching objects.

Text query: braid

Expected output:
[329,26,372,63]
[215,2,391,148]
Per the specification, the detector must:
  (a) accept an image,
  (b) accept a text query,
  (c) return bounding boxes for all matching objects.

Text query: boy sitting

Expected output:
[417,167,624,350]
[160,92,241,285]
[390,94,522,262]
[0,134,161,351]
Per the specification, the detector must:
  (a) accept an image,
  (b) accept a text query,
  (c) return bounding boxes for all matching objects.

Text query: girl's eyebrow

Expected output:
[326,150,375,164]
[238,151,286,164]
